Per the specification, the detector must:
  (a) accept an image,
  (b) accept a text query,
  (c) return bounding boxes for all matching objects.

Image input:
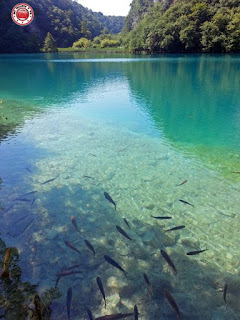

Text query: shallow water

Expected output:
[0,53,240,319]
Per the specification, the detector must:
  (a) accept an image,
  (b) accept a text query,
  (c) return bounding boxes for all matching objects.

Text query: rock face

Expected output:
[123,0,174,32]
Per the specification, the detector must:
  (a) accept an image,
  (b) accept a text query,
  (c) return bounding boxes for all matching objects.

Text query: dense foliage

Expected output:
[43,32,58,52]
[0,0,124,53]
[73,33,122,49]
[123,0,240,53]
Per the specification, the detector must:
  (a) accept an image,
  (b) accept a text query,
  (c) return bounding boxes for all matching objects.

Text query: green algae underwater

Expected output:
[0,53,240,319]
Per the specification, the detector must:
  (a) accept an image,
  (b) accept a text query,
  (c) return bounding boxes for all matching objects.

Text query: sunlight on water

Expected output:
[0,53,240,319]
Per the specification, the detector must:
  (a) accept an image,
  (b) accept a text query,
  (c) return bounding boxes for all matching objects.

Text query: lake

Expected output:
[0,53,239,319]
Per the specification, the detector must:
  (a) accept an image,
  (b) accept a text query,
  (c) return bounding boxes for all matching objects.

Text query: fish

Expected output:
[116,225,132,241]
[176,180,187,186]
[134,305,139,320]
[64,241,81,255]
[34,295,42,320]
[123,218,130,229]
[57,270,83,278]
[232,171,240,174]
[15,198,32,202]
[143,273,153,296]
[90,154,97,157]
[179,199,194,207]
[66,287,72,320]
[41,177,56,185]
[186,249,208,255]
[95,313,133,320]
[151,215,172,220]
[161,249,177,274]
[97,277,106,309]
[83,175,94,179]
[18,190,37,198]
[165,225,185,232]
[55,270,83,287]
[26,167,32,173]
[104,255,127,277]
[86,306,94,320]
[31,198,36,207]
[71,216,80,233]
[84,240,95,257]
[104,192,116,210]
[164,289,180,319]
[62,264,82,271]
[223,283,228,304]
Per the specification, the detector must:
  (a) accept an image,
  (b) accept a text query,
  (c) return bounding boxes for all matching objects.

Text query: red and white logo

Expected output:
[11,3,34,26]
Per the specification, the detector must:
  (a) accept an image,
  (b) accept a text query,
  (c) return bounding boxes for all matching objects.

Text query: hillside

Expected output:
[0,0,124,53]
[123,0,240,53]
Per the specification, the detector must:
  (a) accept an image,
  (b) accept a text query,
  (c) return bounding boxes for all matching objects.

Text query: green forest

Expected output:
[123,0,240,53]
[0,0,124,53]
[1,0,240,53]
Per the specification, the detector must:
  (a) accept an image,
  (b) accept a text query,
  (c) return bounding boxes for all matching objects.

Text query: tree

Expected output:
[43,33,58,53]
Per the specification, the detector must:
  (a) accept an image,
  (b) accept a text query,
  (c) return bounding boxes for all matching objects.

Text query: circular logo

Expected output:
[11,3,34,26]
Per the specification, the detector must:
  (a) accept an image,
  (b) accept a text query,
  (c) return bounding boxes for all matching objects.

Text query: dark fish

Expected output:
[134,305,139,320]
[66,287,72,320]
[62,264,82,271]
[97,276,106,309]
[90,154,97,157]
[71,216,80,233]
[26,168,32,173]
[57,270,83,278]
[223,283,228,304]
[143,273,153,296]
[55,270,83,287]
[186,249,208,255]
[64,241,81,255]
[34,295,42,320]
[123,218,130,229]
[176,180,187,186]
[104,255,127,277]
[3,205,15,215]
[164,289,180,319]
[116,225,132,241]
[31,198,36,207]
[165,225,185,232]
[16,198,31,202]
[151,215,172,220]
[161,249,177,274]
[95,313,133,320]
[18,190,37,198]
[179,199,194,207]
[41,177,56,185]
[83,175,94,179]
[86,306,94,320]
[232,171,240,174]
[84,240,95,257]
[104,192,116,210]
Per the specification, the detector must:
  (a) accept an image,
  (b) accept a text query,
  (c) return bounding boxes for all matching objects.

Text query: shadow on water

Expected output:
[1,174,239,319]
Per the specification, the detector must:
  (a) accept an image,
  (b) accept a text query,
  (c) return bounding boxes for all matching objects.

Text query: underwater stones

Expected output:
[144,203,155,210]
[180,237,200,249]
[141,229,156,245]
[107,276,127,291]
[46,229,58,240]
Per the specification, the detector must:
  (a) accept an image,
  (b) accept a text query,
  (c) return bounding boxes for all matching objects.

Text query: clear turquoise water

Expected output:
[0,53,240,319]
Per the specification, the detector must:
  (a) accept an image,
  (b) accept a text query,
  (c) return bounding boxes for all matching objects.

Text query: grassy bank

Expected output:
[58,47,128,53]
